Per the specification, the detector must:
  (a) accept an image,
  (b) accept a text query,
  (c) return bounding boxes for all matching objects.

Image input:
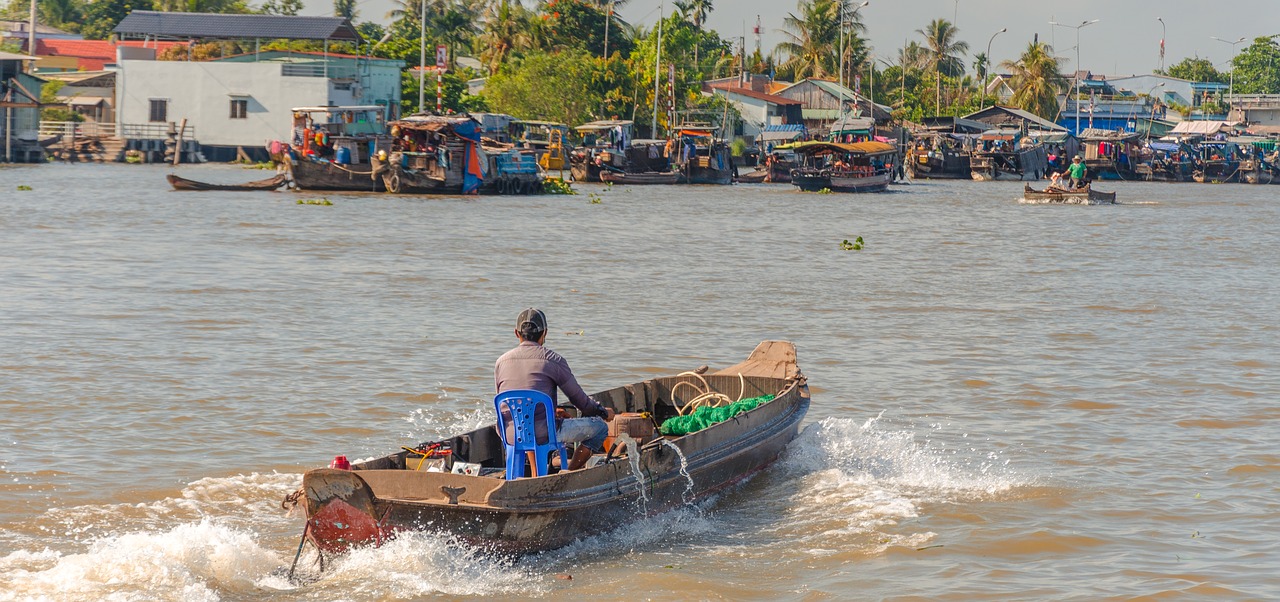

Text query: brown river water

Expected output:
[0,163,1276,600]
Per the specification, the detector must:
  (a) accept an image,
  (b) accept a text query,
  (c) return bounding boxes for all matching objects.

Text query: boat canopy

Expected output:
[792,140,896,156]
[758,124,807,142]
[677,129,715,138]
[576,119,634,132]
[1147,141,1183,152]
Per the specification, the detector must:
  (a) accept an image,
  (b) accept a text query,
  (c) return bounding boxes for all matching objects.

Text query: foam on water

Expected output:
[0,520,283,602]
[737,413,1030,556]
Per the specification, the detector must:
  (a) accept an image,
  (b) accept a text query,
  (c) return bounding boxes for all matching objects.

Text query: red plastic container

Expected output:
[329,455,351,470]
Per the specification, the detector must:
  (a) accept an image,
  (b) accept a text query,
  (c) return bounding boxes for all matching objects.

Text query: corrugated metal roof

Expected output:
[965,105,1067,132]
[114,11,361,42]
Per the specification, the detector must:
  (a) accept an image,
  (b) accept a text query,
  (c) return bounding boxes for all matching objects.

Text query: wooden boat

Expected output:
[166,173,287,191]
[289,341,810,558]
[789,141,897,193]
[970,129,1049,181]
[1022,183,1116,204]
[600,169,682,185]
[673,129,734,185]
[907,133,973,179]
[284,106,392,192]
[735,169,768,183]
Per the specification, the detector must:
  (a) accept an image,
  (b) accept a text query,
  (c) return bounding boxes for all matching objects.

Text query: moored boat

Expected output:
[166,173,287,191]
[283,106,393,192]
[288,340,810,559]
[1022,183,1116,204]
[599,169,682,185]
[970,129,1049,181]
[789,141,896,193]
[672,128,734,185]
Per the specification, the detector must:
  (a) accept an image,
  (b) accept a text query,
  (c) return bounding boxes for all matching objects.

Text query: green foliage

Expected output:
[1231,37,1280,94]
[260,0,303,15]
[333,0,357,19]
[537,0,630,57]
[839,236,863,250]
[775,0,868,81]
[1000,41,1067,120]
[730,138,747,156]
[400,68,487,116]
[587,191,603,203]
[81,0,154,40]
[1162,57,1226,83]
[297,198,334,205]
[16,185,33,191]
[484,49,630,126]
[542,177,576,194]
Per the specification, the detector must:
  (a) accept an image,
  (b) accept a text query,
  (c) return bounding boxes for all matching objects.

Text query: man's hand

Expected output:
[603,408,616,422]
[556,408,570,420]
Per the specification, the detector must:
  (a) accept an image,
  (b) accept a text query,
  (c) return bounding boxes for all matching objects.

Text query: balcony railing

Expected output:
[39,121,195,140]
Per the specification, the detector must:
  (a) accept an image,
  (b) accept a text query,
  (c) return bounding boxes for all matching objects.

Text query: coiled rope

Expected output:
[670,371,746,416]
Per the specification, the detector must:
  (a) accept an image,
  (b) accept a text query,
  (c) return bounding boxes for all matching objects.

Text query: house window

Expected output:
[149,99,168,123]
[230,99,247,119]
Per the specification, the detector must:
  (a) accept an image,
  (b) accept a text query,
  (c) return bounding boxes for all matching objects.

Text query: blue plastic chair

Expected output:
[494,390,567,479]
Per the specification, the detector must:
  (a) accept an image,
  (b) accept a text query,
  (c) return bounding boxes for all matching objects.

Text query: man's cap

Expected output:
[1074,155,1083,160]
[516,308,547,333]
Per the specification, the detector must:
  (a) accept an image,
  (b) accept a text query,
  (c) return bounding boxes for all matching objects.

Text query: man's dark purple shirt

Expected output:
[495,341,607,418]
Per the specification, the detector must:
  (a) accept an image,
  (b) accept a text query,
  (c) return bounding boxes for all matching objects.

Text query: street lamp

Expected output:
[1157,17,1165,72]
[981,27,1006,111]
[1210,35,1246,100]
[1050,18,1100,135]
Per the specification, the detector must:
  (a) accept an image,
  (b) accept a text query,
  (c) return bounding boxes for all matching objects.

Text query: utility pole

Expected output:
[651,0,663,137]
[418,0,426,113]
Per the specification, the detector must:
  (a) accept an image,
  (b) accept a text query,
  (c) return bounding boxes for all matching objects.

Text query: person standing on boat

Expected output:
[495,308,614,471]
[1068,155,1088,189]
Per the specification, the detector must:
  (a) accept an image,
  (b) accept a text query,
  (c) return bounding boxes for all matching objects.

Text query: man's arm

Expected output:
[549,358,610,419]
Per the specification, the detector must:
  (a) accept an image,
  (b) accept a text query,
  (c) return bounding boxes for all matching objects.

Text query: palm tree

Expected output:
[999,41,1067,120]
[915,18,968,113]
[333,0,357,19]
[775,0,841,80]
[673,0,713,30]
[478,0,532,74]
[899,41,927,70]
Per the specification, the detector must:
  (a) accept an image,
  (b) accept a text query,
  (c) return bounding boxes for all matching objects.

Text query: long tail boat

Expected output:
[287,341,809,562]
[166,173,287,191]
[600,169,682,185]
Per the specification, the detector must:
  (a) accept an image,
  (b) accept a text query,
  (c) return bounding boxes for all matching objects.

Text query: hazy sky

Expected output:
[309,0,1278,77]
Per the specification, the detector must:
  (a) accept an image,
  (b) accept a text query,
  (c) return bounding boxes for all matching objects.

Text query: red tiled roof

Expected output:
[35,39,185,70]
[709,83,802,105]
[214,49,401,62]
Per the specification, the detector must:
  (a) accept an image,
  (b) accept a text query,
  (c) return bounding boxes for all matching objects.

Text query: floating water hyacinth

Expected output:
[840,236,864,251]
[817,187,833,194]
[297,199,332,206]
[587,192,602,204]
[17,185,33,191]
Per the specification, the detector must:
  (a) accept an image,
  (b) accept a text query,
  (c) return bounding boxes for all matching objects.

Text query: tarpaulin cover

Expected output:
[659,394,775,437]
[1148,141,1182,152]
[452,119,487,193]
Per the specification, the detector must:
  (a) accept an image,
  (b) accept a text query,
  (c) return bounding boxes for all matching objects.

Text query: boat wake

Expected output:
[0,413,1034,600]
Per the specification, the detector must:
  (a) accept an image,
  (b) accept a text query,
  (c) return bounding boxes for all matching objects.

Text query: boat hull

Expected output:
[298,341,810,555]
[1022,184,1116,204]
[289,157,385,192]
[166,173,287,191]
[600,170,682,185]
[792,171,890,193]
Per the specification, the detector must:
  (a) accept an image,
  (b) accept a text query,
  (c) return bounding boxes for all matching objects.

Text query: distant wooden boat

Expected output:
[736,169,768,183]
[167,173,287,191]
[600,170,682,185]
[1022,183,1116,204]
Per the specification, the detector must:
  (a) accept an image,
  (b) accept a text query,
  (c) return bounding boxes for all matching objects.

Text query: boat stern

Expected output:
[302,468,385,553]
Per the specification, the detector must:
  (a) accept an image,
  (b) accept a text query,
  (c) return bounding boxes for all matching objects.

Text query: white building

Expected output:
[111,12,401,161]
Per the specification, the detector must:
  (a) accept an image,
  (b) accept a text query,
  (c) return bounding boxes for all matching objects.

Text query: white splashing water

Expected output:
[742,413,1027,556]
[0,413,1031,599]
[0,520,283,602]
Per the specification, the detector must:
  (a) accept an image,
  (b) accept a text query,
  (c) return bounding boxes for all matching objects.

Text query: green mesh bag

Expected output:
[659,394,776,436]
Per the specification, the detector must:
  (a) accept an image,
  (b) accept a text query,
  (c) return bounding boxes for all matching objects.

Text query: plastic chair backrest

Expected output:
[494,389,567,479]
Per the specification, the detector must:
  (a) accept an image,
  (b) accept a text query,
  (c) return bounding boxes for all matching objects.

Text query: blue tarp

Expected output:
[452,119,487,194]
[1148,142,1181,152]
